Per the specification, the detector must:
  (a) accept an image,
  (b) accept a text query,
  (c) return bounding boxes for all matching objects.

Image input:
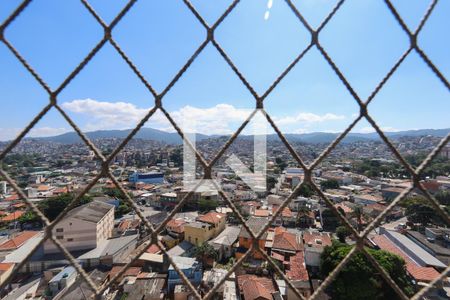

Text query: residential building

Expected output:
[303,231,332,273]
[129,172,164,184]
[166,219,186,240]
[0,231,39,260]
[168,256,202,292]
[286,251,311,299]
[236,217,269,260]
[160,192,178,210]
[0,263,14,286]
[372,233,442,285]
[208,226,240,260]
[237,274,278,300]
[184,212,226,246]
[43,201,115,254]
[48,266,77,297]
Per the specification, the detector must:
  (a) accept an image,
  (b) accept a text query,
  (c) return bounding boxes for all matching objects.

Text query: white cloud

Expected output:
[267,0,273,9]
[274,112,345,126]
[29,127,70,137]
[61,99,151,131]
[60,99,347,136]
[358,126,400,134]
[0,127,70,141]
[264,11,270,21]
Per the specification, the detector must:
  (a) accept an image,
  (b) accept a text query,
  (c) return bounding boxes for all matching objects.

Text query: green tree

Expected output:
[198,198,219,212]
[352,205,364,232]
[435,190,450,206]
[321,208,341,230]
[336,226,352,243]
[320,242,414,300]
[20,193,92,223]
[298,183,314,197]
[405,203,437,227]
[275,157,287,171]
[320,179,340,191]
[193,243,218,265]
[116,203,132,218]
[267,176,277,191]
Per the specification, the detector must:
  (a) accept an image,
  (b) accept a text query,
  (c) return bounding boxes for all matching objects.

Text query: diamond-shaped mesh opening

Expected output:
[0,0,448,299]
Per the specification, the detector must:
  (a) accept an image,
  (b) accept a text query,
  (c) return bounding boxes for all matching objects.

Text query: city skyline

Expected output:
[1,0,449,141]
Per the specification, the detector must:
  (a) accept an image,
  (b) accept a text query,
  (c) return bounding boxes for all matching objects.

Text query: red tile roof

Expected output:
[287,251,309,281]
[254,209,270,217]
[237,275,276,300]
[303,232,332,248]
[146,244,161,254]
[37,185,51,192]
[4,194,19,201]
[118,219,140,232]
[0,263,14,275]
[334,202,353,214]
[167,219,186,234]
[1,211,24,222]
[0,231,39,251]
[372,235,440,282]
[12,203,26,209]
[109,266,141,280]
[197,212,225,225]
[271,251,285,262]
[273,231,302,252]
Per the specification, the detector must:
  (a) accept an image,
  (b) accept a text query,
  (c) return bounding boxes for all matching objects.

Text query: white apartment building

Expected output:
[44,201,115,254]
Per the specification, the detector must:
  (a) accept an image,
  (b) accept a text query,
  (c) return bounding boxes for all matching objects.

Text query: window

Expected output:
[56,228,63,232]
[67,238,73,242]
[56,236,64,240]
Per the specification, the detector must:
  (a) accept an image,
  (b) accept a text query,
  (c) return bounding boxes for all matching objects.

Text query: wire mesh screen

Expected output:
[0,0,449,299]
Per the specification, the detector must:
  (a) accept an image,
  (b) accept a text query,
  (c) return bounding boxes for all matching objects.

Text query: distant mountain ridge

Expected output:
[32,127,450,145]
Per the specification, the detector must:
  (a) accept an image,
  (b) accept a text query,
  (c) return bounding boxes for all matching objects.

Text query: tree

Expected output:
[320,179,340,191]
[116,203,132,218]
[193,243,218,266]
[169,147,183,167]
[435,190,450,206]
[267,176,277,191]
[320,242,414,300]
[336,226,352,243]
[351,205,364,232]
[275,157,287,171]
[405,203,436,227]
[298,183,314,197]
[20,193,92,223]
[198,198,219,212]
[321,208,340,230]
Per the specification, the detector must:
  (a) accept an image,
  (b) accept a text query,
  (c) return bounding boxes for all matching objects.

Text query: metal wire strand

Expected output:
[0,0,448,298]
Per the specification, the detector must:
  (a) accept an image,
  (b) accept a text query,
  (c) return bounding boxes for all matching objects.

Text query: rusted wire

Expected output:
[0,0,448,299]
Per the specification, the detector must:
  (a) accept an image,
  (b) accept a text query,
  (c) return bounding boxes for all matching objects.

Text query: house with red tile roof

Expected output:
[0,231,39,258]
[184,212,226,246]
[372,234,441,283]
[0,262,14,285]
[303,231,332,272]
[254,209,270,218]
[1,210,24,222]
[286,251,311,299]
[271,205,296,227]
[4,194,19,201]
[166,219,186,239]
[237,274,277,300]
[271,228,303,257]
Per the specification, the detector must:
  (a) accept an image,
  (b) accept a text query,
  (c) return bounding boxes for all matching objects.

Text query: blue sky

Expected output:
[0,0,449,141]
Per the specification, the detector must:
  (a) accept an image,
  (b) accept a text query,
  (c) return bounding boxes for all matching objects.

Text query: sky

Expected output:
[0,0,449,141]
